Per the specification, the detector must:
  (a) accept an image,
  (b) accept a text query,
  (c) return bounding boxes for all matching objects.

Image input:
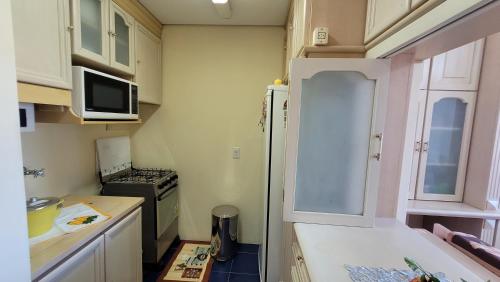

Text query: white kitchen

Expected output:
[2,1,500,282]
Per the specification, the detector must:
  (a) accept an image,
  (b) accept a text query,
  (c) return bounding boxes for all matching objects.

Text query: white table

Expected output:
[294,218,485,282]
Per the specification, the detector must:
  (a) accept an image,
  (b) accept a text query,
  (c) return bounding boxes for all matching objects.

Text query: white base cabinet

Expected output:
[39,237,105,282]
[38,208,142,282]
[290,228,310,282]
[104,208,142,282]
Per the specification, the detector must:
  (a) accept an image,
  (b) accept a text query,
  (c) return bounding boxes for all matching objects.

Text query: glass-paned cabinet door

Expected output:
[415,91,475,201]
[110,2,135,75]
[70,0,110,65]
[283,59,390,227]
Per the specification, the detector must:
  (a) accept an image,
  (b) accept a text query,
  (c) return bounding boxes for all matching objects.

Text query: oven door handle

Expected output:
[158,185,177,201]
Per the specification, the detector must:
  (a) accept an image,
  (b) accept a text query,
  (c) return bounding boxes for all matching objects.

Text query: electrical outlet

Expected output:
[313,27,329,46]
[232,147,240,159]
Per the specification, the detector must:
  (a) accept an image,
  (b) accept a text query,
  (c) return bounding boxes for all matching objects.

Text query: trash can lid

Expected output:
[212,205,239,218]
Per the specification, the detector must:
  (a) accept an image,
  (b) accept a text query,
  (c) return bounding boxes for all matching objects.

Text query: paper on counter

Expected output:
[55,203,109,233]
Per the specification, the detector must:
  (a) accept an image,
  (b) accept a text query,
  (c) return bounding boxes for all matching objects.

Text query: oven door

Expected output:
[83,70,132,119]
[156,186,178,239]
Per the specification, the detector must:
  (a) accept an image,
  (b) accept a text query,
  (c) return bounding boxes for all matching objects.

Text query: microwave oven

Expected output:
[72,66,138,120]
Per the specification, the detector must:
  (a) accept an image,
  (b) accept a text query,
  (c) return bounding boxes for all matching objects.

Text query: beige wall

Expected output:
[21,124,129,198]
[130,25,285,243]
[464,33,500,209]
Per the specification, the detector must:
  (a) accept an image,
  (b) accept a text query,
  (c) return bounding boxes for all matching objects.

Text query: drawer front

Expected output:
[291,265,301,282]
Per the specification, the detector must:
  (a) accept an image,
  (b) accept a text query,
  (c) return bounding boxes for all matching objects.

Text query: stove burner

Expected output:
[108,168,175,184]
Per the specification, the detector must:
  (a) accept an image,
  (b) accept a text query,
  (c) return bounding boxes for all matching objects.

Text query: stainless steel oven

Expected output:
[156,186,178,259]
[97,136,179,264]
[156,187,178,239]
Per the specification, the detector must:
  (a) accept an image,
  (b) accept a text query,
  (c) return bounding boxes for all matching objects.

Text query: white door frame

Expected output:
[0,1,31,280]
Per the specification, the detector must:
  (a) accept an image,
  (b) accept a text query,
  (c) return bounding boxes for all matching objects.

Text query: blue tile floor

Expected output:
[143,238,260,282]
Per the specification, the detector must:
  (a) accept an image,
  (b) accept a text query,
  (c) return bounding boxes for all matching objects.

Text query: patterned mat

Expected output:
[157,241,213,282]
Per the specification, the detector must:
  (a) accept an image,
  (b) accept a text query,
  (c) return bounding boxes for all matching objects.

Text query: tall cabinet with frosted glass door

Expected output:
[70,0,135,75]
[407,39,484,201]
[283,58,390,227]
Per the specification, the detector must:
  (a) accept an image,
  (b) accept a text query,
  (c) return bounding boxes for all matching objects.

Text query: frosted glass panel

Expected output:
[114,13,129,66]
[80,0,102,55]
[295,71,375,215]
[424,98,466,194]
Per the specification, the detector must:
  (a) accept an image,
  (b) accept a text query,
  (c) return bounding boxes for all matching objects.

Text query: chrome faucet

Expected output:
[23,166,45,178]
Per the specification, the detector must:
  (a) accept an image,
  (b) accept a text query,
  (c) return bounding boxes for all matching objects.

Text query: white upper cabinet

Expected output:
[411,0,426,9]
[283,58,390,227]
[430,39,484,91]
[39,236,105,282]
[11,0,72,89]
[365,0,411,42]
[135,22,162,104]
[104,208,142,282]
[415,91,475,201]
[109,2,135,75]
[71,0,110,66]
[70,0,135,75]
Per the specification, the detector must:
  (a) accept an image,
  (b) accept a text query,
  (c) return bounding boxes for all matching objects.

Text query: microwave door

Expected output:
[83,71,131,119]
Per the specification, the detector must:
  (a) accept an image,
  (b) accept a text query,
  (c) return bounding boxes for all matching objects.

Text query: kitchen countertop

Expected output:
[30,195,144,280]
[294,218,483,282]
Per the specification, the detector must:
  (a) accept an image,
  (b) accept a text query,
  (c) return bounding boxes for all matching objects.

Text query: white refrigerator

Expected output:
[259,85,287,282]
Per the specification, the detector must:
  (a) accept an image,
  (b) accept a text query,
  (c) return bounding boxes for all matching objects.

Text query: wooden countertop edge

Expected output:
[31,196,144,280]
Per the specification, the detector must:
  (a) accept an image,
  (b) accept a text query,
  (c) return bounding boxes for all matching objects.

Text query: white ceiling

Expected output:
[139,0,291,26]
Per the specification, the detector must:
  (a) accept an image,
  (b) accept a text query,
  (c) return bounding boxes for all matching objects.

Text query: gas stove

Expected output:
[107,168,176,185]
[96,137,179,264]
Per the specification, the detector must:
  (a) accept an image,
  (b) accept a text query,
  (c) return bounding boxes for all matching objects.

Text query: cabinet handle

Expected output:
[372,133,383,161]
[296,256,304,263]
[422,142,429,152]
[108,31,116,37]
[415,141,422,152]
[67,25,74,31]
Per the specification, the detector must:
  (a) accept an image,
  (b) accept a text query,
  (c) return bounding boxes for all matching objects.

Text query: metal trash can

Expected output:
[210,205,239,261]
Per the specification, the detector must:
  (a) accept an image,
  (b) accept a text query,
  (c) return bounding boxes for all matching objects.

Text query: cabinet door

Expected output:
[11,0,72,89]
[39,236,105,282]
[404,61,429,200]
[70,0,110,65]
[109,1,135,75]
[411,0,426,9]
[135,23,162,104]
[429,39,484,91]
[407,89,427,200]
[104,208,142,282]
[415,91,475,201]
[283,58,390,227]
[365,0,411,42]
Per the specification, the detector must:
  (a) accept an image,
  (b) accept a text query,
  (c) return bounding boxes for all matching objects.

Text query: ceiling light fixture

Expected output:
[211,0,232,19]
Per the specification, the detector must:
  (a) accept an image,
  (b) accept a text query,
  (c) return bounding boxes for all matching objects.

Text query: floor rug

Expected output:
[157,241,213,282]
